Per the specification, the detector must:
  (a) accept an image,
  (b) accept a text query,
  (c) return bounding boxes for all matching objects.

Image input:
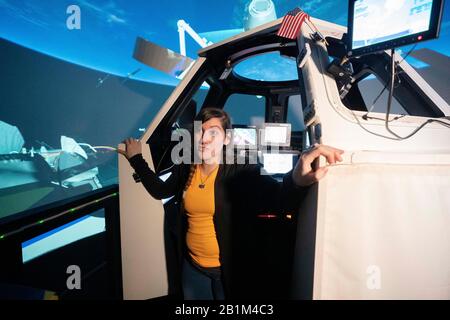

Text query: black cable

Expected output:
[350,46,450,140]
[384,48,450,140]
[362,44,417,120]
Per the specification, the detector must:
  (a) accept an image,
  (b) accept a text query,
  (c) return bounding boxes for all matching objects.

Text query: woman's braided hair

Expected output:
[183,107,232,192]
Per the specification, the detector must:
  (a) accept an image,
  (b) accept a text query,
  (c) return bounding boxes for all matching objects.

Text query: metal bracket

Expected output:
[219,67,233,80]
[297,43,311,69]
[303,100,317,127]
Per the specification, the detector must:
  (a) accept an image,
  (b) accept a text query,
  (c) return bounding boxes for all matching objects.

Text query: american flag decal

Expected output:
[277,7,310,40]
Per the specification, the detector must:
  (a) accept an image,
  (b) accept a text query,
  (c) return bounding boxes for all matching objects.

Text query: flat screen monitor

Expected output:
[347,0,444,57]
[261,153,298,175]
[21,209,105,263]
[260,123,291,147]
[232,126,257,149]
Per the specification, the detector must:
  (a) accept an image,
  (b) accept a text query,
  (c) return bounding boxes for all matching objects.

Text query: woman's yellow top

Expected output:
[183,164,220,268]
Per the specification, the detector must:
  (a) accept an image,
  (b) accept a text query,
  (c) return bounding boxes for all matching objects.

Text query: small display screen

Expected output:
[352,0,434,50]
[233,127,257,148]
[260,123,291,147]
[261,153,297,175]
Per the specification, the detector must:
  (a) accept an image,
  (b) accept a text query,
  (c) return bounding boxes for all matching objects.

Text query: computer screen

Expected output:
[21,209,105,263]
[348,0,444,56]
[260,123,291,147]
[261,153,298,175]
[232,127,257,149]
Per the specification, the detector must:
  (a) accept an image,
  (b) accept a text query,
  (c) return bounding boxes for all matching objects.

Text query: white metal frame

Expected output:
[118,58,207,300]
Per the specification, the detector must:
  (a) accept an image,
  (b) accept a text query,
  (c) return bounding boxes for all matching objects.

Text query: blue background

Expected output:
[1,0,448,86]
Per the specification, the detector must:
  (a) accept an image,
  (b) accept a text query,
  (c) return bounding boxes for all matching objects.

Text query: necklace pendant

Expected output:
[198,183,205,189]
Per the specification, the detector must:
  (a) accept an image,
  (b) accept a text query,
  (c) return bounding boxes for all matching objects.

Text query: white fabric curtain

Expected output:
[293,153,450,299]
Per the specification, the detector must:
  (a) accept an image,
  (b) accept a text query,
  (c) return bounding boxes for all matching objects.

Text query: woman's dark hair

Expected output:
[194,107,232,132]
[183,107,232,192]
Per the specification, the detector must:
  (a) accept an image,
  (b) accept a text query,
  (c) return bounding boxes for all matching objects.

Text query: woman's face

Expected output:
[195,117,230,164]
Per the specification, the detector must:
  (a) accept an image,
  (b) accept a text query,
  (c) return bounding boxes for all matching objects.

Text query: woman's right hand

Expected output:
[118,137,142,160]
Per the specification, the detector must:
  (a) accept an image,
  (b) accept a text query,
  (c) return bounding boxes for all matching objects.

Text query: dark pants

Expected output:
[182,257,225,300]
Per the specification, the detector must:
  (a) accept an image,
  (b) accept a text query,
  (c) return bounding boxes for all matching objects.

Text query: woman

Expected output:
[119,107,343,299]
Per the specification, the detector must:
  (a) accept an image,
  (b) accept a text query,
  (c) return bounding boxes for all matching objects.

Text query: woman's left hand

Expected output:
[292,143,344,186]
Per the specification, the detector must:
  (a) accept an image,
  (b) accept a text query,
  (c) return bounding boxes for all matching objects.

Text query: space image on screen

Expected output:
[352,0,433,49]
